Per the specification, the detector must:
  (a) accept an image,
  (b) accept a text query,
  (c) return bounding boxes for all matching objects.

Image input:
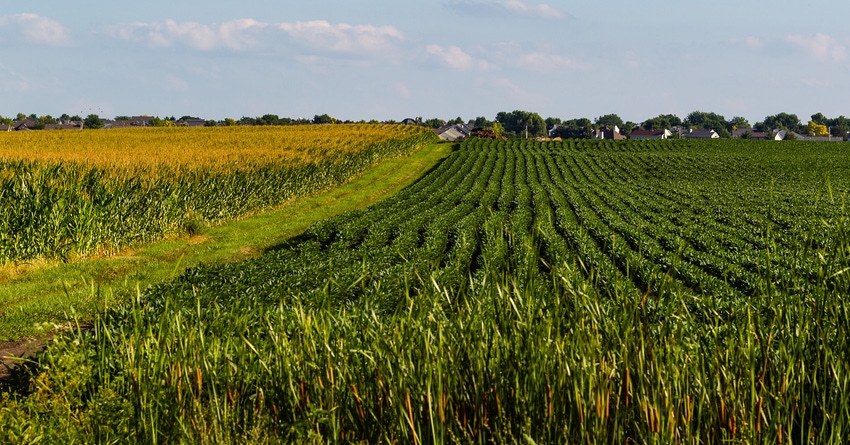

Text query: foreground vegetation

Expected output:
[0,125,435,263]
[2,139,849,443]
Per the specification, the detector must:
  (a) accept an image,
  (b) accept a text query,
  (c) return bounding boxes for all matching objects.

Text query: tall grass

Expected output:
[0,125,436,263]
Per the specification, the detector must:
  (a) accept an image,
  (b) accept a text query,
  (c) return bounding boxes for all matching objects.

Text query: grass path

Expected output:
[0,142,453,342]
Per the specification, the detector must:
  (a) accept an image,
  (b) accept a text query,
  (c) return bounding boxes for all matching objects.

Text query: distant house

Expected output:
[732,129,772,140]
[180,118,207,127]
[401,118,419,125]
[44,123,82,130]
[435,123,472,141]
[630,129,672,140]
[13,119,37,131]
[594,125,626,140]
[686,129,720,139]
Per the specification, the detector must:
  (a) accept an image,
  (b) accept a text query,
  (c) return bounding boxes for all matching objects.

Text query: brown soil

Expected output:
[0,336,46,383]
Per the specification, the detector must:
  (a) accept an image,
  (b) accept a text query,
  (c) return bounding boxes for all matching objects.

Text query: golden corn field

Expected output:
[0,125,436,263]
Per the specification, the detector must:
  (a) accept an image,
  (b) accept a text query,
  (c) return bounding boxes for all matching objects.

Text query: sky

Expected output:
[2,1,850,125]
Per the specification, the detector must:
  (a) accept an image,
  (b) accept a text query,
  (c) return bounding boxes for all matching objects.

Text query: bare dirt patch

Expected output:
[0,337,45,383]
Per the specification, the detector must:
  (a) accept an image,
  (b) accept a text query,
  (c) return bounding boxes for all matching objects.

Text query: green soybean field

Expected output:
[2,138,849,444]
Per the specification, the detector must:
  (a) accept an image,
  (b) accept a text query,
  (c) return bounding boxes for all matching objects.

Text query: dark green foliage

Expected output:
[495,110,547,138]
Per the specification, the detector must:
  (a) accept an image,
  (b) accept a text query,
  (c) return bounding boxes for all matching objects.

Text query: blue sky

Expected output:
[2,1,849,125]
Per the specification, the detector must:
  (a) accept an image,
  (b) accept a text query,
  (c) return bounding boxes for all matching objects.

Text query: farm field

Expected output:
[0,139,451,341]
[0,125,436,263]
[3,138,850,443]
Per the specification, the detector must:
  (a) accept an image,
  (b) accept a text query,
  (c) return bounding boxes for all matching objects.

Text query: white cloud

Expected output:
[728,36,765,50]
[0,13,70,46]
[105,19,267,51]
[517,52,591,72]
[0,63,33,92]
[426,44,496,70]
[166,74,189,91]
[785,33,846,62]
[801,78,833,88]
[445,1,568,19]
[391,82,411,99]
[106,19,403,55]
[277,21,403,54]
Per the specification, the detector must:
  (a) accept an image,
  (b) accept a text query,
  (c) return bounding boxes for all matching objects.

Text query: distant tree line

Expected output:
[418,110,849,140]
[2,110,848,140]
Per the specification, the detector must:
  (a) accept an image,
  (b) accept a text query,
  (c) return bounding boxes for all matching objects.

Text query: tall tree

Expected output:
[729,116,750,129]
[551,118,594,139]
[471,116,492,128]
[641,114,682,131]
[312,114,337,124]
[763,113,802,133]
[83,114,104,129]
[594,113,624,130]
[811,112,828,126]
[685,111,730,137]
[495,110,547,138]
[808,121,829,136]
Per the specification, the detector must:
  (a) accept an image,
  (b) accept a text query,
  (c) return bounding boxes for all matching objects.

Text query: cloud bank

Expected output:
[785,33,846,62]
[444,0,568,19]
[104,19,404,55]
[0,13,70,46]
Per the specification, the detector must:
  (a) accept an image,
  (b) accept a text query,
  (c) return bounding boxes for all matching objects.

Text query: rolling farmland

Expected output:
[2,138,850,443]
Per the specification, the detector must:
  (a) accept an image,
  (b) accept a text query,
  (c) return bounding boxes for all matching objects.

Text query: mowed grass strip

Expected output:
[0,142,453,341]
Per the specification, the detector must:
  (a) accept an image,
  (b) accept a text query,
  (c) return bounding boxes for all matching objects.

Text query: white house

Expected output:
[594,125,626,140]
[435,124,472,141]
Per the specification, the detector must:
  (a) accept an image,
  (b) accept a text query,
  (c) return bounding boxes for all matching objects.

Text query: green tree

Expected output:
[424,118,446,129]
[495,110,547,138]
[684,111,730,137]
[763,113,802,133]
[222,118,237,126]
[83,114,104,129]
[471,116,492,128]
[811,112,828,126]
[16,113,26,121]
[312,114,337,124]
[550,118,594,139]
[641,114,682,131]
[594,113,624,130]
[256,114,280,126]
[729,116,750,130]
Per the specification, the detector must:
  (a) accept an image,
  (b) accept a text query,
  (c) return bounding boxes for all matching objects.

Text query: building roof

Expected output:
[435,123,472,141]
[630,129,666,137]
[594,127,626,140]
[687,129,719,139]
